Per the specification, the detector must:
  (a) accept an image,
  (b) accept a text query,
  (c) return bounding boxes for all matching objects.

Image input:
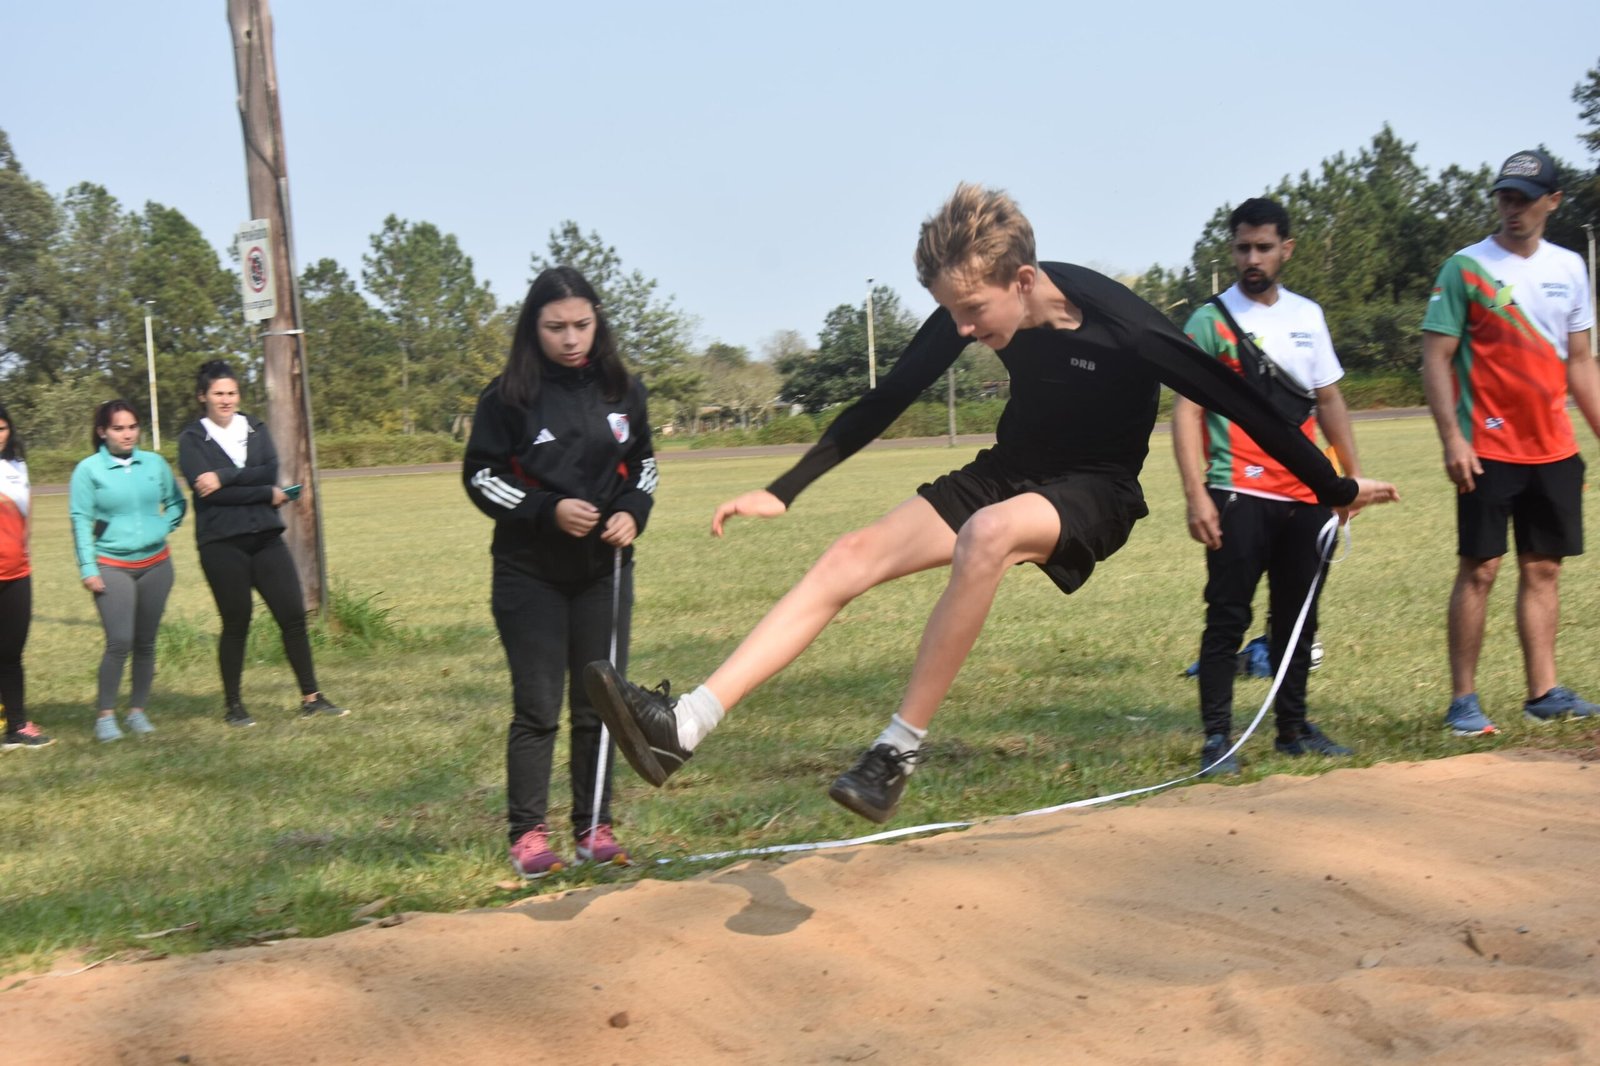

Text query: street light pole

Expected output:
[143,301,160,450]
[865,278,877,390]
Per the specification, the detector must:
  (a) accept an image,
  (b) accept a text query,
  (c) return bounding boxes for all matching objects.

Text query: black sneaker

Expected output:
[300,694,348,718]
[583,661,690,787]
[225,700,256,728]
[1198,733,1239,776]
[828,744,920,824]
[1274,722,1352,757]
[2,722,55,749]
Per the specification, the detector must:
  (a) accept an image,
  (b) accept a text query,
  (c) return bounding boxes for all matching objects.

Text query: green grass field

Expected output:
[4,415,1598,974]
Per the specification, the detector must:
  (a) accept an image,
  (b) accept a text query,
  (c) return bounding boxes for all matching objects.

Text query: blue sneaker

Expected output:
[1198,733,1240,777]
[124,710,155,735]
[1524,686,1600,722]
[1445,693,1497,736]
[94,715,124,743]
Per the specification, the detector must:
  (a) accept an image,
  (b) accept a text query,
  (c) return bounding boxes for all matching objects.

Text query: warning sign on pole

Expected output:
[235,219,277,323]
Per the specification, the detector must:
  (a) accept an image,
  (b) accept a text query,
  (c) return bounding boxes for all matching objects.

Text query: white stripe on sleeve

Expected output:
[472,468,525,509]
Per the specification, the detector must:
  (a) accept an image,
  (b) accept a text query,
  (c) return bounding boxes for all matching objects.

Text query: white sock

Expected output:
[874,714,927,772]
[675,685,725,751]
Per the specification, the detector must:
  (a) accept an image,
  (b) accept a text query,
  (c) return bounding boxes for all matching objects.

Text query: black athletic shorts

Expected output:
[916,448,1149,595]
[1457,454,1585,559]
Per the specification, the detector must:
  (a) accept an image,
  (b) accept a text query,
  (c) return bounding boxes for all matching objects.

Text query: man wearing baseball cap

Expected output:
[1421,148,1599,736]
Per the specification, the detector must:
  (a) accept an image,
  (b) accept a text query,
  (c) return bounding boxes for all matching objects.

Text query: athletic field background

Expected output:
[3,414,1596,971]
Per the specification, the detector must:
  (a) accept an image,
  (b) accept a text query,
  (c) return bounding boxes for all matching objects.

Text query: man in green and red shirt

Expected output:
[1175,197,1363,776]
[1422,148,1600,736]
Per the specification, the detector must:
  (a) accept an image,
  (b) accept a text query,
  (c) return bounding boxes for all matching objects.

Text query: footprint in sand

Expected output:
[711,868,815,936]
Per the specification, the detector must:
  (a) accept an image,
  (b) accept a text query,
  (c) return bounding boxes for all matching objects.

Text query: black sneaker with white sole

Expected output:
[583,661,691,787]
[225,700,256,728]
[828,744,920,824]
[300,694,348,718]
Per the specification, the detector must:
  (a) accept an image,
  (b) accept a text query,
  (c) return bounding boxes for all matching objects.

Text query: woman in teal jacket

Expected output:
[69,400,186,742]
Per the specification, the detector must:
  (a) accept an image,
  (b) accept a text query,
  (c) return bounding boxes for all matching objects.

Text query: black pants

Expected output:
[198,531,319,703]
[1198,490,1331,744]
[0,575,29,732]
[492,557,630,842]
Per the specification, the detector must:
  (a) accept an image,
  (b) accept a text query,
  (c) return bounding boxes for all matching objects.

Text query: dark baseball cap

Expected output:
[1491,148,1559,198]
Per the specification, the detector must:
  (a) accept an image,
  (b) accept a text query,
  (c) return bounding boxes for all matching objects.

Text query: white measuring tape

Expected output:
[660,515,1345,867]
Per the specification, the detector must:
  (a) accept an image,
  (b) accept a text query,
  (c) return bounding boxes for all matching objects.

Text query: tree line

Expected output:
[2,58,1596,449]
[1133,65,1600,371]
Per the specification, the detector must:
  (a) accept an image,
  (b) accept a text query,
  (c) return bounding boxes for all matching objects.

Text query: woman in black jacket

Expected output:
[177,361,345,727]
[463,266,656,878]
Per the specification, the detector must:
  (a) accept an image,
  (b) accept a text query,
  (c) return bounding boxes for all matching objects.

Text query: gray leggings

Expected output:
[93,556,174,711]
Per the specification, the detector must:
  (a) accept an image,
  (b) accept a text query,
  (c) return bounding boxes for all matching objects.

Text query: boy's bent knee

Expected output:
[811,528,890,590]
[955,505,1047,570]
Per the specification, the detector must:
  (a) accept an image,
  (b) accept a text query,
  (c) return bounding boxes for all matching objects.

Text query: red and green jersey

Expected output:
[1422,237,1593,464]
[1182,287,1341,504]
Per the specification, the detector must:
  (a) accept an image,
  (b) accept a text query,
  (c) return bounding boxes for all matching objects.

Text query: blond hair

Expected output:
[913,183,1037,289]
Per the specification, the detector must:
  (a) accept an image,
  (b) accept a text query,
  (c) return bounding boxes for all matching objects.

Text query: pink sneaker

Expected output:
[509,825,567,879]
[575,824,630,866]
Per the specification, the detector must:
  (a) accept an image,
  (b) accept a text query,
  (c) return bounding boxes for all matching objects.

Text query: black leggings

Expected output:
[198,531,319,702]
[0,575,29,731]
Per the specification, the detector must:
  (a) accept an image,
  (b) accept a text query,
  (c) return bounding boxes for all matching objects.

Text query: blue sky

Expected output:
[3,2,1596,356]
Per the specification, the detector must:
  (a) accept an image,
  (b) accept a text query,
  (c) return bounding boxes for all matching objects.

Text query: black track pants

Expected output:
[0,575,29,730]
[1197,489,1331,743]
[492,558,631,842]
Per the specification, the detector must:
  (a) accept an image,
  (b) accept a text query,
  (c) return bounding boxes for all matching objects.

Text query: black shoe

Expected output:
[828,744,920,824]
[2,722,55,749]
[1274,722,1352,757]
[583,661,690,787]
[225,700,256,728]
[300,694,348,718]
[1198,733,1240,777]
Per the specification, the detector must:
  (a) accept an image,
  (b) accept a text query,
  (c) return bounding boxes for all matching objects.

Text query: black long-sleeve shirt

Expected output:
[463,364,656,582]
[768,262,1356,508]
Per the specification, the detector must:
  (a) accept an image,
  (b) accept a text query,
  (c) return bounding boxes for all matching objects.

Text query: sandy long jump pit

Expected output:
[3,750,1599,1064]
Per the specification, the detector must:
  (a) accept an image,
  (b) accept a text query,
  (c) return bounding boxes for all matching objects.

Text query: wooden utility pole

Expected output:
[227,0,326,612]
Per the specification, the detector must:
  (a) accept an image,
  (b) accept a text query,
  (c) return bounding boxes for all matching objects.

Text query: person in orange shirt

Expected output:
[1421,149,1600,735]
[0,403,52,749]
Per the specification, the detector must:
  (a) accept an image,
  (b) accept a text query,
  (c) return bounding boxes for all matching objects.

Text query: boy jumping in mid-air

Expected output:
[587,184,1397,823]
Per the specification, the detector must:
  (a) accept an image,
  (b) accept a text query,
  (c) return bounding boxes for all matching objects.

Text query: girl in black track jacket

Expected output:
[463,266,656,878]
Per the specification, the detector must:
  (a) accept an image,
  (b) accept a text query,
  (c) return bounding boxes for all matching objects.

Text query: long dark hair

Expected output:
[0,402,23,460]
[92,399,140,453]
[501,266,627,408]
[194,359,239,403]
